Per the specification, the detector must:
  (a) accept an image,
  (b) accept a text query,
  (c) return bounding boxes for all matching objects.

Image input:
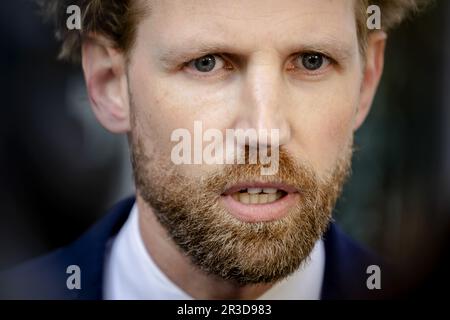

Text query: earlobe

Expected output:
[82,36,131,133]
[354,31,387,131]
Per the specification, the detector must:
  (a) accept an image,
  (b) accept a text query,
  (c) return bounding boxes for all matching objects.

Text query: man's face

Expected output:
[121,0,375,283]
[129,0,362,178]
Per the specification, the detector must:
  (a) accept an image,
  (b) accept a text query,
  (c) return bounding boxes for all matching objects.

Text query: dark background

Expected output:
[1,0,449,297]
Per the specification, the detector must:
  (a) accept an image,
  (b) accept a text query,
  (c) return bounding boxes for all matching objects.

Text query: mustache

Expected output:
[204,147,320,196]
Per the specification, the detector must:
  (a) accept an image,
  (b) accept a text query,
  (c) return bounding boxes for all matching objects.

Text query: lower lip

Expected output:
[220,193,300,222]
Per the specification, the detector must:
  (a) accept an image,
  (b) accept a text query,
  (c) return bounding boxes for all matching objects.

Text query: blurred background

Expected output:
[1,0,449,297]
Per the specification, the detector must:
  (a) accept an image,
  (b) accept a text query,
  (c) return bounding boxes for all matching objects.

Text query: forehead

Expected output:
[140,0,358,53]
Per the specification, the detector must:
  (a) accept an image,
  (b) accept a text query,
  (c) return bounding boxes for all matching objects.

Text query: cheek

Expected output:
[289,84,358,174]
[129,65,237,175]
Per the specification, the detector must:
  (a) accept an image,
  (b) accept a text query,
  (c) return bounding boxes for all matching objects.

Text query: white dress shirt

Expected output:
[103,203,325,300]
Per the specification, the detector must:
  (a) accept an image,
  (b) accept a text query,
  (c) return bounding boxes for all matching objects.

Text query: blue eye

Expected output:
[191,55,219,72]
[293,53,331,72]
[301,53,325,70]
[184,54,231,79]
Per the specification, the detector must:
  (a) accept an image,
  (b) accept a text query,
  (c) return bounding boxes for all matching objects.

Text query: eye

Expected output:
[293,53,331,72]
[186,54,225,73]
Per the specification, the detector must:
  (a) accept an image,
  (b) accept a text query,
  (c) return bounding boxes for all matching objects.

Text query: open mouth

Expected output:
[231,188,287,204]
[220,182,299,222]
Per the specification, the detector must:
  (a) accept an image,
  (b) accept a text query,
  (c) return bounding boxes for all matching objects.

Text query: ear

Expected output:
[353,31,387,131]
[82,35,131,133]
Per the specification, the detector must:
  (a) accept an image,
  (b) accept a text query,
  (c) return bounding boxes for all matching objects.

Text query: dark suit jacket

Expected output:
[0,197,389,299]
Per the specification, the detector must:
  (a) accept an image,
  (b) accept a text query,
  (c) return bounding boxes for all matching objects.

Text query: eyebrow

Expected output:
[158,36,356,68]
[158,41,234,68]
[295,35,356,60]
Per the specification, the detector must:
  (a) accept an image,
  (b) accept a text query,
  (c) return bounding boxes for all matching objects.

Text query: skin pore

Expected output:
[81,0,386,299]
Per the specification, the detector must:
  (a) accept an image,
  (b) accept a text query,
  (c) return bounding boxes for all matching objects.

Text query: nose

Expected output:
[234,55,292,148]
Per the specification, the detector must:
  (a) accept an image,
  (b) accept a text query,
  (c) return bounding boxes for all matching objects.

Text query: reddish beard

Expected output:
[131,136,352,284]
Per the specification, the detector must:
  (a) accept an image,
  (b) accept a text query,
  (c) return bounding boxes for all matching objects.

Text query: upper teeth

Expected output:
[245,188,278,194]
[232,189,284,204]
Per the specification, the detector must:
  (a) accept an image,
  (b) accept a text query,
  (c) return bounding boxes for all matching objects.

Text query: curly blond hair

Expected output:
[38,0,431,62]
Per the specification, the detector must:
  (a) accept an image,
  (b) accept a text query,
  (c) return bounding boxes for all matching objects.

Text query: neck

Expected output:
[136,194,274,299]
